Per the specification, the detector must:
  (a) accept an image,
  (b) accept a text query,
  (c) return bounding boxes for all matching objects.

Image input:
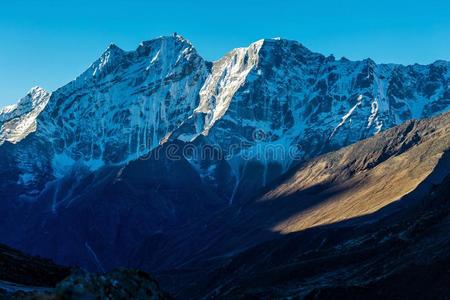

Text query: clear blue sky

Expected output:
[1,0,450,106]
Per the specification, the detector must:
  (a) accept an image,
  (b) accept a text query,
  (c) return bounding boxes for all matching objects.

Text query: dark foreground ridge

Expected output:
[0,243,70,288]
[0,246,170,299]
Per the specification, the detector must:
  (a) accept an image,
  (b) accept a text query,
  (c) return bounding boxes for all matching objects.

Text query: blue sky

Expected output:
[1,0,450,106]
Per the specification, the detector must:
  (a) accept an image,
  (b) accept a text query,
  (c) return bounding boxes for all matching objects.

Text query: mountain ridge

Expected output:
[2,34,450,216]
[154,110,450,298]
[0,86,51,145]
[0,35,450,289]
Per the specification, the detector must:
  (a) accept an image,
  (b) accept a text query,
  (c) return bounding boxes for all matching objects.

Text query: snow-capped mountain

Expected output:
[1,35,450,201]
[36,35,209,171]
[172,38,450,201]
[1,34,450,274]
[2,35,450,204]
[0,86,50,145]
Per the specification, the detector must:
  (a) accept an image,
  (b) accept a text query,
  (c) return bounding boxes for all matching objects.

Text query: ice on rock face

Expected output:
[367,99,379,128]
[171,38,450,201]
[33,35,210,171]
[193,39,264,135]
[1,36,450,194]
[330,95,363,139]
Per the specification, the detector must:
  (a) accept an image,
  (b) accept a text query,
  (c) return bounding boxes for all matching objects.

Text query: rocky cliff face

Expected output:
[37,35,209,167]
[180,39,450,201]
[0,34,210,201]
[1,35,450,281]
[157,111,450,299]
[1,36,450,201]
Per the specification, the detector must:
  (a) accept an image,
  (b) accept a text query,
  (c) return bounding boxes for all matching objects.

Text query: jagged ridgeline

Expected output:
[0,34,449,277]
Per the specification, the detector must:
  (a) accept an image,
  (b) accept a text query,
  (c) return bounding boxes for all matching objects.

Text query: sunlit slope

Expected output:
[259,111,450,234]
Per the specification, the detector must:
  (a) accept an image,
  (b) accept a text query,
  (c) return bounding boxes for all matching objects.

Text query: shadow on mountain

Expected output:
[160,152,450,298]
[145,116,450,285]
[0,113,449,299]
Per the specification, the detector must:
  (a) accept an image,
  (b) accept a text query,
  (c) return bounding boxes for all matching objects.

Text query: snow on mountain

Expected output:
[1,35,450,276]
[1,35,450,202]
[0,87,51,145]
[170,38,450,201]
[34,34,210,173]
[193,39,265,136]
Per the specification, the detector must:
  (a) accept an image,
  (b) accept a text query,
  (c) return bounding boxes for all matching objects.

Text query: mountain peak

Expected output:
[256,37,311,49]
[29,85,45,92]
[3,86,50,112]
[431,59,450,67]
[0,86,48,117]
[171,32,190,43]
[104,43,124,54]
[251,37,319,62]
[88,43,127,78]
[0,86,51,144]
[137,34,193,53]
[27,86,49,99]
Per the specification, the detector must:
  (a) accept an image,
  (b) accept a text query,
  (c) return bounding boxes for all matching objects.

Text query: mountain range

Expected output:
[1,34,450,298]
